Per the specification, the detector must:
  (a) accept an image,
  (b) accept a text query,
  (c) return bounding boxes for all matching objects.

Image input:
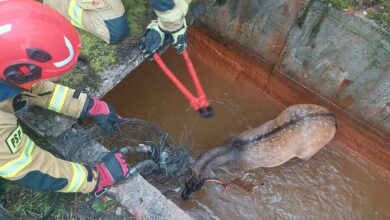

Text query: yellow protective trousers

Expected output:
[43,0,192,43]
[0,81,97,193]
[43,0,128,44]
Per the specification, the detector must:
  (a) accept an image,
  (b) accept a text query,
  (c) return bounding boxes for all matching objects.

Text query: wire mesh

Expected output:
[83,118,192,178]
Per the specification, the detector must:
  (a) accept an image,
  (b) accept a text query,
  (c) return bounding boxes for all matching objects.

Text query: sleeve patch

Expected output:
[73,91,81,99]
[5,126,23,154]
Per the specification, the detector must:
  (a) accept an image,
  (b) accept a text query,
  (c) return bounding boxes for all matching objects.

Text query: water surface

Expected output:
[104,49,390,220]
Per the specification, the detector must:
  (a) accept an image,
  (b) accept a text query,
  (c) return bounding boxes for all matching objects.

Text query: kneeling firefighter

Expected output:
[0,1,129,195]
[43,0,192,57]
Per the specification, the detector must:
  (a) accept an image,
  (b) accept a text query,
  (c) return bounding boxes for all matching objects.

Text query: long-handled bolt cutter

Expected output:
[153,49,214,118]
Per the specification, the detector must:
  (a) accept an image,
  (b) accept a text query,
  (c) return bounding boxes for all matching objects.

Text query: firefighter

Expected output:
[0,0,129,195]
[42,0,191,57]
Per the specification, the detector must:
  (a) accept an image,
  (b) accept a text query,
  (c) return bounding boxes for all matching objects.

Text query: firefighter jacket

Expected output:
[0,81,97,193]
[151,0,192,32]
[43,0,128,44]
[43,0,191,43]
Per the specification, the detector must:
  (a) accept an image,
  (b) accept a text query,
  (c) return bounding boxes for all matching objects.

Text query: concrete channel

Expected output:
[13,0,389,219]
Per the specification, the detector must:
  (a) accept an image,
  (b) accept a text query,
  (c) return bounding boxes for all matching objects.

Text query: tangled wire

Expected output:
[83,118,194,200]
[87,118,192,177]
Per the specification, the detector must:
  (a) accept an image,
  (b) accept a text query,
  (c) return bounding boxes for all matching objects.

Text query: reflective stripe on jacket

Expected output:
[0,80,97,193]
[154,0,191,32]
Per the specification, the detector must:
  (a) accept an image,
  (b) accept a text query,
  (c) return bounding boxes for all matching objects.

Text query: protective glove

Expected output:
[94,148,129,197]
[168,20,188,54]
[140,20,166,60]
[81,96,121,134]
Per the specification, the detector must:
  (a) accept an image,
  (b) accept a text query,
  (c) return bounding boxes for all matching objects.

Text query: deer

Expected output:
[181,104,337,200]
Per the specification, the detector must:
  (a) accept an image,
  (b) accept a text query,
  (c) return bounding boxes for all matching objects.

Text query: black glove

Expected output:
[168,20,188,54]
[94,148,129,197]
[81,96,121,134]
[140,20,166,60]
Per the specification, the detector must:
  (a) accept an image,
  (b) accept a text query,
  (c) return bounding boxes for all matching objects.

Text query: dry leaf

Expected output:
[344,6,354,14]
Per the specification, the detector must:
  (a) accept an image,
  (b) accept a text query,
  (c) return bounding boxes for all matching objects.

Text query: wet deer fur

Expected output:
[181,104,337,200]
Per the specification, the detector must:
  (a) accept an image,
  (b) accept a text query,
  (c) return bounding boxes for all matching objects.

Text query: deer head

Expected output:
[181,166,207,200]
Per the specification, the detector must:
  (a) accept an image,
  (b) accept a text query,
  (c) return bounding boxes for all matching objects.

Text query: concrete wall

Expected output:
[198,0,390,137]
[11,0,389,216]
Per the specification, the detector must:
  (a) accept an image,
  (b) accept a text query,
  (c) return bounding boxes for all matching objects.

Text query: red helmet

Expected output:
[0,0,80,90]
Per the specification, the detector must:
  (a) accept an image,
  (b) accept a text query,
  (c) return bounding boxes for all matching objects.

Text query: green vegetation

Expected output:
[78,30,119,74]
[0,178,122,219]
[296,0,317,27]
[326,0,354,9]
[0,178,69,219]
[58,29,117,90]
[366,8,389,30]
[298,0,389,39]
[59,64,101,92]
[325,0,389,29]
[310,5,330,39]
[123,0,150,41]
[92,197,115,214]
[217,0,231,6]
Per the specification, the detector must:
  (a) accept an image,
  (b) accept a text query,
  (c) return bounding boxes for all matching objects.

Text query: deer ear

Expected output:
[188,166,198,176]
[189,165,195,171]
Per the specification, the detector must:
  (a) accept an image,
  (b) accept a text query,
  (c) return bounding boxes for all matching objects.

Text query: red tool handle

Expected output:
[153,53,198,109]
[182,49,210,108]
[153,50,210,111]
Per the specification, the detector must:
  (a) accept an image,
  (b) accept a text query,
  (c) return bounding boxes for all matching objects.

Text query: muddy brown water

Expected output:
[104,49,390,219]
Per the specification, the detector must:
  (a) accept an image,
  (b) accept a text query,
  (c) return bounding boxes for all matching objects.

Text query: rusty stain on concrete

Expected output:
[199,0,389,136]
[189,28,390,180]
[338,95,356,109]
[339,79,354,89]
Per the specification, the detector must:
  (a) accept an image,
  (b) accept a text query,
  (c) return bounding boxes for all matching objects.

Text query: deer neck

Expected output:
[194,140,243,173]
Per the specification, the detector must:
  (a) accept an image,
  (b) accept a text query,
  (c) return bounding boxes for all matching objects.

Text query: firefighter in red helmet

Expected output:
[0,0,129,195]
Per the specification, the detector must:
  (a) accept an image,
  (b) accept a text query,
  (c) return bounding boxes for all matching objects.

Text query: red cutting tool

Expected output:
[153,49,214,118]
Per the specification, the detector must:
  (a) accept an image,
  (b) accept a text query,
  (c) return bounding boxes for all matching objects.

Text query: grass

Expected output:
[91,197,115,214]
[217,0,231,6]
[123,0,150,41]
[325,0,389,29]
[78,30,119,74]
[310,5,330,39]
[0,178,120,219]
[297,0,389,38]
[297,0,389,30]
[0,178,67,219]
[58,29,117,91]
[326,0,355,9]
[297,0,317,27]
